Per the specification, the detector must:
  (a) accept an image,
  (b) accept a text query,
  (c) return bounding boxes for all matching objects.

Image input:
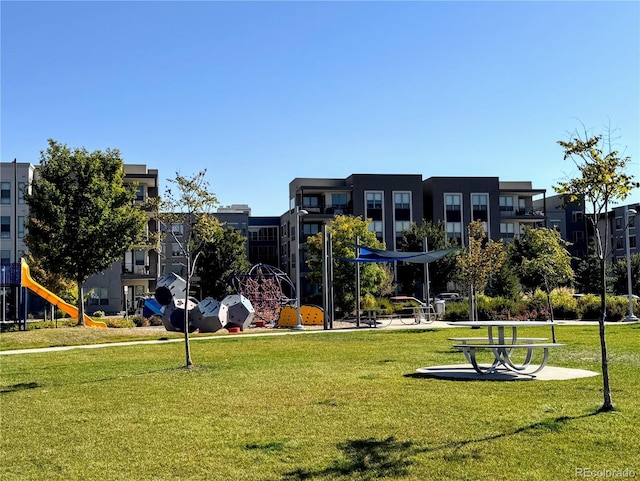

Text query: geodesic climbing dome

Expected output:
[233,264,295,323]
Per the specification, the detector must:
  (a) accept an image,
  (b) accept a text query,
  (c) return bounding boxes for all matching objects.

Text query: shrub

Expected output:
[477,295,526,321]
[149,315,164,326]
[130,315,150,327]
[92,310,105,318]
[375,297,393,315]
[27,319,77,330]
[104,318,136,328]
[550,289,579,320]
[441,301,468,321]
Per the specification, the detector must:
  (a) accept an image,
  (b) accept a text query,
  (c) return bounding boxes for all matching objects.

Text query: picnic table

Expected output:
[448,321,565,376]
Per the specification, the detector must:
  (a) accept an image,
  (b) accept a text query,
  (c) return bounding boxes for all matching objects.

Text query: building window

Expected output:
[446,222,462,245]
[1,183,10,205]
[89,287,109,306]
[366,192,383,222]
[135,250,146,265]
[171,243,182,257]
[615,217,623,230]
[368,220,383,242]
[366,192,383,209]
[0,250,9,264]
[499,196,513,212]
[394,192,411,221]
[445,194,462,224]
[303,223,320,237]
[500,223,515,239]
[135,186,145,202]
[573,231,585,243]
[572,211,584,223]
[18,182,26,204]
[302,196,319,209]
[171,223,184,236]
[395,220,412,248]
[1,217,10,238]
[18,216,25,238]
[631,236,637,249]
[331,193,348,214]
[472,194,489,223]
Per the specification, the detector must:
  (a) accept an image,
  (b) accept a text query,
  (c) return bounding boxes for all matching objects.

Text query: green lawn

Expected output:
[1,324,639,480]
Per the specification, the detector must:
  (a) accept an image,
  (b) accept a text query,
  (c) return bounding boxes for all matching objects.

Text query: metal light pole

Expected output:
[293,207,308,330]
[624,207,637,322]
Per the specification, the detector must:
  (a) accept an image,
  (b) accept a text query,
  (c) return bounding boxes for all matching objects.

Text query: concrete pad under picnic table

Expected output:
[415,364,599,381]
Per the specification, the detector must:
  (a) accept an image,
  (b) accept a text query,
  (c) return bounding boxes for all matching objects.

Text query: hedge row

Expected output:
[441,291,638,322]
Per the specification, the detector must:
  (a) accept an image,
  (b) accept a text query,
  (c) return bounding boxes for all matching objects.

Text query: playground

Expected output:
[1,323,639,480]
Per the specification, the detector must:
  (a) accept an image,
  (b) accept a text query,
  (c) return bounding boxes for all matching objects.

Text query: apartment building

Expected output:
[0,161,37,264]
[284,174,425,301]
[423,177,547,246]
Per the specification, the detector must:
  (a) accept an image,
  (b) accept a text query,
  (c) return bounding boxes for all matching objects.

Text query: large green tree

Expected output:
[510,227,574,293]
[396,220,458,299]
[574,241,613,295]
[483,251,521,300]
[306,215,393,316]
[612,252,640,297]
[161,170,222,367]
[555,126,636,412]
[25,139,147,326]
[198,226,251,301]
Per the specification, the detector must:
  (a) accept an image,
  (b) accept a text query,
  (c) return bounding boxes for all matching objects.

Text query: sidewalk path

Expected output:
[0,318,622,356]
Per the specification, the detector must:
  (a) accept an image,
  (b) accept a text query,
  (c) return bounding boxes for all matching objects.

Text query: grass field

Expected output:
[1,323,639,480]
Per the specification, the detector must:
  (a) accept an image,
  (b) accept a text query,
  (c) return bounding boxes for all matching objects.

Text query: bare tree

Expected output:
[161,170,221,368]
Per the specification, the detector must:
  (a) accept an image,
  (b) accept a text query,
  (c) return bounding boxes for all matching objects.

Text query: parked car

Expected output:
[435,292,463,302]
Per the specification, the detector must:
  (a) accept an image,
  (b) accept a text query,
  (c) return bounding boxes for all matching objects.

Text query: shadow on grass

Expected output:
[282,412,604,479]
[423,411,602,458]
[1,366,194,393]
[0,381,41,394]
[283,436,420,480]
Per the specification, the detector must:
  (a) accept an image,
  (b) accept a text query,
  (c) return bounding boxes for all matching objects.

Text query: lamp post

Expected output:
[293,207,308,330]
[624,207,637,322]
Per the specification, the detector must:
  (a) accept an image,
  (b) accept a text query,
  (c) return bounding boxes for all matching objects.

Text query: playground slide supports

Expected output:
[20,259,107,328]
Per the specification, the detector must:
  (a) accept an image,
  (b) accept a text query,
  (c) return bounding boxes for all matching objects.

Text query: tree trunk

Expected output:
[183,260,193,368]
[599,257,614,411]
[77,279,85,327]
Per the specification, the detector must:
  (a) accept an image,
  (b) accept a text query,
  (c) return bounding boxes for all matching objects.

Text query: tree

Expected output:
[511,227,574,299]
[575,241,613,294]
[25,139,147,326]
[306,215,393,316]
[161,170,222,368]
[456,221,506,320]
[198,226,251,301]
[484,252,521,300]
[555,125,636,411]
[509,227,574,341]
[396,220,458,298]
[612,253,640,296]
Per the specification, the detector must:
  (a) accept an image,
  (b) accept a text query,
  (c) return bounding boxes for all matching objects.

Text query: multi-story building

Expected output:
[284,174,425,301]
[424,177,547,246]
[1,161,37,264]
[606,203,639,263]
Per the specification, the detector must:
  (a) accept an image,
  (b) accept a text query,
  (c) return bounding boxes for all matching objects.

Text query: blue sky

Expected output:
[2,1,639,216]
